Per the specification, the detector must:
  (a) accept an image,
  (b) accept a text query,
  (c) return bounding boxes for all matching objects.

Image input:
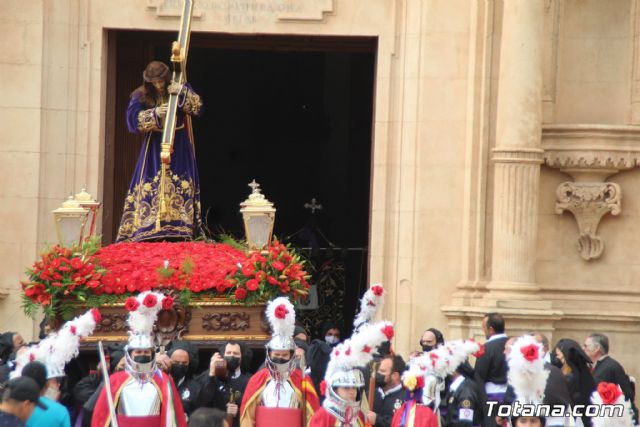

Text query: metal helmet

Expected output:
[124,337,157,383]
[324,368,365,424]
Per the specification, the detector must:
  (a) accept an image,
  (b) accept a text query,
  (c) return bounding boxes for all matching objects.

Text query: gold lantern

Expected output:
[52,194,90,247]
[239,180,276,252]
[74,188,101,239]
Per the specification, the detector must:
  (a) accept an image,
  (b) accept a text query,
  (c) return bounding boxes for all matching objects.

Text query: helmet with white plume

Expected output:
[353,284,384,333]
[12,308,102,379]
[324,321,394,423]
[507,335,549,425]
[264,297,296,381]
[123,291,173,382]
[590,383,634,427]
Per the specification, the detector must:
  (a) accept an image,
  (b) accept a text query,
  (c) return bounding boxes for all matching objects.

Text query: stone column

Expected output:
[487,0,545,300]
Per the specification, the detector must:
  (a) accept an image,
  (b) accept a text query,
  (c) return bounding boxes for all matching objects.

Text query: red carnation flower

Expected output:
[162,296,174,310]
[416,376,425,390]
[267,276,279,286]
[598,382,623,405]
[234,288,247,301]
[124,297,139,312]
[246,279,259,291]
[70,258,83,270]
[216,282,227,293]
[241,264,255,277]
[363,345,371,353]
[381,324,394,341]
[70,326,77,335]
[274,304,289,319]
[520,344,539,362]
[371,285,383,296]
[91,308,102,324]
[272,261,285,271]
[142,293,158,308]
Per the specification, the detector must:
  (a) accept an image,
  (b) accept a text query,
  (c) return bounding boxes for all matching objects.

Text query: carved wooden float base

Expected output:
[78,297,270,347]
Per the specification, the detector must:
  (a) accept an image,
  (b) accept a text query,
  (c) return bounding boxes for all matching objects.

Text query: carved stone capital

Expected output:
[555,181,621,260]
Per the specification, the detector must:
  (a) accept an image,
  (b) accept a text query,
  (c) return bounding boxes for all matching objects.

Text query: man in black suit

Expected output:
[475,313,508,427]
[584,333,638,422]
[367,355,406,427]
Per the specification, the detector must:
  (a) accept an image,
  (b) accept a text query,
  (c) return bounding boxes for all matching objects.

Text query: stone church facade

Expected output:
[3,0,640,376]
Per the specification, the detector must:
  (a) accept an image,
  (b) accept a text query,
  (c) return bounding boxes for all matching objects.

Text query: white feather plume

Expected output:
[590,384,634,427]
[12,309,99,378]
[507,335,549,404]
[324,320,394,383]
[266,297,295,338]
[353,284,384,331]
[127,291,166,336]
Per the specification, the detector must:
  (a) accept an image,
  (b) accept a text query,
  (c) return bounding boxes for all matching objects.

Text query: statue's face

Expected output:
[152,79,166,93]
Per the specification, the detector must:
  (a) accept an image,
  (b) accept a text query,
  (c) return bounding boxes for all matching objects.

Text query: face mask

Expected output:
[44,387,60,401]
[224,356,241,372]
[325,335,339,345]
[375,373,387,388]
[422,345,433,353]
[133,355,152,364]
[170,364,188,380]
[271,357,289,365]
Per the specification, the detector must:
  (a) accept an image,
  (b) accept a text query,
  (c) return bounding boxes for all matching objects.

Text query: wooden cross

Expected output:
[160,0,195,165]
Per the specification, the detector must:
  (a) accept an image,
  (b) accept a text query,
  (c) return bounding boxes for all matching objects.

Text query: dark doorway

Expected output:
[104,31,377,339]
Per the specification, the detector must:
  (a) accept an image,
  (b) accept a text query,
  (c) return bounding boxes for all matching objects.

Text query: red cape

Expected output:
[309,406,365,427]
[390,401,438,427]
[240,367,320,425]
[91,370,187,427]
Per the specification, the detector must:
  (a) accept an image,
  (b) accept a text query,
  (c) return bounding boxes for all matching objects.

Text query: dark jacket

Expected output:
[373,385,406,427]
[593,355,638,422]
[444,376,484,427]
[195,371,250,427]
[474,335,508,387]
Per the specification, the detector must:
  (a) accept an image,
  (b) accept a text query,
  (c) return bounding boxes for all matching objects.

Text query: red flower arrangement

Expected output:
[21,238,105,320]
[274,304,289,319]
[22,238,312,321]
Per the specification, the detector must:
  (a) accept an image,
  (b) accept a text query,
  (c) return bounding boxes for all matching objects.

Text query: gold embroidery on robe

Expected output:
[137,108,159,132]
[181,88,203,116]
[117,168,201,241]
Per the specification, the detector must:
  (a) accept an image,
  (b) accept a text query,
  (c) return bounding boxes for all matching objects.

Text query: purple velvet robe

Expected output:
[116,84,204,242]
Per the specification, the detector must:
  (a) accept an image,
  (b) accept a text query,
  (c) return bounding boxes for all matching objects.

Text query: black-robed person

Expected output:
[475,313,508,427]
[367,355,406,427]
[167,340,202,416]
[196,341,251,427]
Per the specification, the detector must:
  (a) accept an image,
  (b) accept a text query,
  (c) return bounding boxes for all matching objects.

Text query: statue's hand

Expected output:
[155,104,168,118]
[168,82,183,95]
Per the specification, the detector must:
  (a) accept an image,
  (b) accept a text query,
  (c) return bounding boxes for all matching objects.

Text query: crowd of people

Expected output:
[0,288,637,427]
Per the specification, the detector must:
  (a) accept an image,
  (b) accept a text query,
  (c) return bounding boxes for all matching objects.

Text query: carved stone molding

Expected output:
[146,0,334,22]
[202,312,250,332]
[543,124,640,181]
[555,182,621,260]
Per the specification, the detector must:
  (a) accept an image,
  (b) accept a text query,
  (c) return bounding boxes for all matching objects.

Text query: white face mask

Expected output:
[44,387,60,401]
[325,335,339,345]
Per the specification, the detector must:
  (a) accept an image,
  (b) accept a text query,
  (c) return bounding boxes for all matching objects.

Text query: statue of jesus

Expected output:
[116,61,204,242]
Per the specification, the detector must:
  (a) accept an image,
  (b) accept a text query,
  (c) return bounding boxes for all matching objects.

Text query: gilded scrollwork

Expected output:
[117,167,201,241]
[202,312,250,332]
